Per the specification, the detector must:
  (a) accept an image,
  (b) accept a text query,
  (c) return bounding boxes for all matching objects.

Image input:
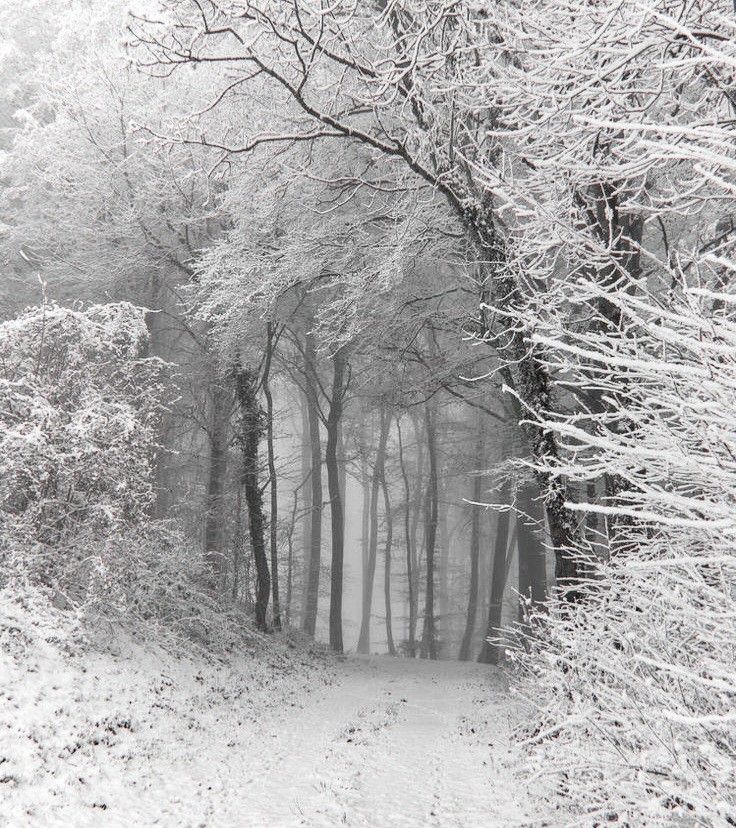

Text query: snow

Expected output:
[246,657,526,827]
[1,610,526,827]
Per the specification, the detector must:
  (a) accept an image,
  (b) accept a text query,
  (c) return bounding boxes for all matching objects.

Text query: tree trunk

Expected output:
[438,485,449,657]
[298,391,311,623]
[408,412,424,655]
[357,405,391,655]
[338,409,346,509]
[285,521,294,627]
[262,323,281,630]
[517,478,547,624]
[396,418,416,658]
[301,332,323,637]
[233,363,270,631]
[326,348,347,653]
[477,511,490,654]
[478,482,511,665]
[360,445,370,592]
[420,403,439,660]
[382,465,396,656]
[204,382,230,585]
[459,466,482,661]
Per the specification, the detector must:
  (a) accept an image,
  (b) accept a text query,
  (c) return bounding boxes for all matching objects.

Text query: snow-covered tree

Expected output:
[128,0,586,587]
[482,0,736,820]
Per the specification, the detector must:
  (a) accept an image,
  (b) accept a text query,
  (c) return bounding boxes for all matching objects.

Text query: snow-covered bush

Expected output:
[78,524,248,648]
[0,300,161,589]
[514,285,736,826]
[0,301,239,645]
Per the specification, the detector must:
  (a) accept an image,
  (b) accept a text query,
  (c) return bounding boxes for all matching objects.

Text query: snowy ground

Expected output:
[1,605,528,827]
[269,655,529,827]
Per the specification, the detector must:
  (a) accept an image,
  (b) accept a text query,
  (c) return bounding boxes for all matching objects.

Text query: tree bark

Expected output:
[478,481,511,665]
[233,363,270,631]
[409,412,424,655]
[381,463,396,656]
[438,478,450,657]
[298,391,311,623]
[262,322,281,630]
[360,444,370,595]
[301,331,323,637]
[517,478,547,624]
[326,348,347,653]
[357,405,391,655]
[396,417,417,658]
[420,403,439,660]
[285,517,294,626]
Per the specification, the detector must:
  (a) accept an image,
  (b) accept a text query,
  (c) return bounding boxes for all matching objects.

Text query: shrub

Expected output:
[0,301,243,647]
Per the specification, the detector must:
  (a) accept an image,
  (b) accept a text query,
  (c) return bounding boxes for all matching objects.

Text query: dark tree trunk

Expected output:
[478,482,511,665]
[301,332,323,637]
[204,382,230,584]
[409,415,424,654]
[396,418,417,658]
[420,403,439,660]
[285,521,294,627]
[357,405,391,655]
[477,513,490,653]
[437,480,449,656]
[381,463,396,656]
[262,323,281,630]
[337,410,346,509]
[517,479,547,624]
[326,348,347,653]
[360,446,370,590]
[459,466,482,661]
[233,363,270,631]
[298,392,311,623]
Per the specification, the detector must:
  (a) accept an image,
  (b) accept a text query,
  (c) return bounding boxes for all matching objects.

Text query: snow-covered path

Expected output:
[247,656,525,828]
[2,638,528,828]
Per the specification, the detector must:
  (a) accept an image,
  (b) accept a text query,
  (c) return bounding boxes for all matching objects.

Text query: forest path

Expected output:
[2,641,528,827]
[241,655,526,827]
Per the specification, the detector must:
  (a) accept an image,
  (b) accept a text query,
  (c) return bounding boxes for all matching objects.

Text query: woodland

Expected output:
[0,0,735,825]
